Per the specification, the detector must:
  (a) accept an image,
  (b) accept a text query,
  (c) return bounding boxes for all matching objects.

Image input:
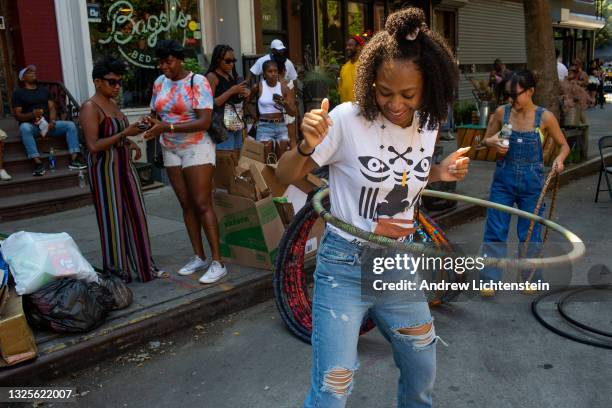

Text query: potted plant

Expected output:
[302,44,341,111]
[453,100,477,127]
[558,79,589,127]
[184,57,204,75]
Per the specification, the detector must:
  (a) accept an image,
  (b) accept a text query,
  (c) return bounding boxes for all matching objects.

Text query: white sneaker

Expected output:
[0,169,11,181]
[177,255,209,276]
[199,261,228,284]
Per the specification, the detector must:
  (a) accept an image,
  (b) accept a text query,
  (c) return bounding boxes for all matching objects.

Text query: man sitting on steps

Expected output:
[12,65,86,176]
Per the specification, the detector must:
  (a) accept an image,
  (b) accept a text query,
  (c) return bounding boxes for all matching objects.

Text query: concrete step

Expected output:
[2,148,78,173]
[2,134,71,157]
[0,167,85,197]
[0,186,92,222]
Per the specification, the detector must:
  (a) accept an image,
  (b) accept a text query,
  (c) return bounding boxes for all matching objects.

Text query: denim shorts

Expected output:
[216,130,243,151]
[162,140,215,169]
[256,121,289,142]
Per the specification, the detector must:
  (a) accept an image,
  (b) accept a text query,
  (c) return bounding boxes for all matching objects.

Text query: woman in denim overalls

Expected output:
[480,70,569,293]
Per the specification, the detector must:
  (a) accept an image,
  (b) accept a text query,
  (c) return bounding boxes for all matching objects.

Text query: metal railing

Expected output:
[38,81,81,124]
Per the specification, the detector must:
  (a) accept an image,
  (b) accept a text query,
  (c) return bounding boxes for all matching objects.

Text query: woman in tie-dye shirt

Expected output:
[144,40,227,284]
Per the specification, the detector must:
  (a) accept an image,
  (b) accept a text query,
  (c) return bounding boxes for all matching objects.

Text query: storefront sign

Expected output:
[87,3,101,23]
[97,0,190,69]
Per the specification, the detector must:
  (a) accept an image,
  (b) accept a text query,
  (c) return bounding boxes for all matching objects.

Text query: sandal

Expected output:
[151,264,169,279]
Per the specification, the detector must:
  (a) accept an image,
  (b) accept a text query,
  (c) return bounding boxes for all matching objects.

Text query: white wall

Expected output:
[54,1,95,103]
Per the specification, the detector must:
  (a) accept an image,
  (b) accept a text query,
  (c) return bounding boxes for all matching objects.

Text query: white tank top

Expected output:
[258,80,283,115]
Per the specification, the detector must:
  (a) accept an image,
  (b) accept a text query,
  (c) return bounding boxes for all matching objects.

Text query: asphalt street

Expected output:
[32,173,612,408]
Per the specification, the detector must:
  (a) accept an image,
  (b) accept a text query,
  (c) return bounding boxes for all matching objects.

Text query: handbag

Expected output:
[223,103,245,131]
[190,74,228,144]
[208,111,229,144]
[153,140,164,169]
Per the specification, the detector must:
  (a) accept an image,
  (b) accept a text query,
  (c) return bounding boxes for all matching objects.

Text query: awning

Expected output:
[552,8,605,30]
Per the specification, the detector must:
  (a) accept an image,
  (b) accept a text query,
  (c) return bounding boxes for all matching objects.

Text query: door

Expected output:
[0,0,18,117]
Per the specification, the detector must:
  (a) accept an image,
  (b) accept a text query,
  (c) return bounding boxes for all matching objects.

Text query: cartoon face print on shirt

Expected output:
[357,142,432,238]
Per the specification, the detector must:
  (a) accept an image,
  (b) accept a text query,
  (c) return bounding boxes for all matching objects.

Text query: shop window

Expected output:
[86,0,205,108]
[347,2,366,37]
[327,0,344,55]
[261,0,287,52]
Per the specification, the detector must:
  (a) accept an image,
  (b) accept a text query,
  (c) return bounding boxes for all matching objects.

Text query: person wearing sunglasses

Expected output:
[479,70,569,296]
[80,56,163,283]
[205,44,250,162]
[12,65,86,176]
[144,40,227,284]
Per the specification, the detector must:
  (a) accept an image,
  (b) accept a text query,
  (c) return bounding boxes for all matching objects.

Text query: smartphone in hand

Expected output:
[273,93,284,104]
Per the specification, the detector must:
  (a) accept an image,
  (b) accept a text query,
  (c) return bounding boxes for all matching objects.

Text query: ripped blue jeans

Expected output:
[305,229,437,408]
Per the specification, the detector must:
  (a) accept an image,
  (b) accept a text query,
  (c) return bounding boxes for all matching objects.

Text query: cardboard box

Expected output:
[240,138,266,163]
[229,164,272,202]
[261,164,324,214]
[304,217,326,261]
[0,288,38,367]
[215,151,237,190]
[274,201,295,227]
[214,191,285,270]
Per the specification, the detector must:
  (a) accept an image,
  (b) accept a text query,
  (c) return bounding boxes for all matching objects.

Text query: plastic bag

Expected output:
[98,273,133,310]
[1,231,98,295]
[24,278,114,333]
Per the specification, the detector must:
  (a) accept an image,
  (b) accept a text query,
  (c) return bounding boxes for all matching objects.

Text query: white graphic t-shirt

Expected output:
[311,102,438,242]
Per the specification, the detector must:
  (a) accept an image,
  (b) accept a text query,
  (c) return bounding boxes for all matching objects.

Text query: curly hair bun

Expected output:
[384,7,426,44]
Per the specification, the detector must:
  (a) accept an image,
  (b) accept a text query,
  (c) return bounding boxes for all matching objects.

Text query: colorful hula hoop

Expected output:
[273,190,461,344]
[312,187,585,270]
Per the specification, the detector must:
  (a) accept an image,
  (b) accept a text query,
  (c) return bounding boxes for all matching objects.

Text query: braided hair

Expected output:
[354,7,458,130]
[206,44,238,78]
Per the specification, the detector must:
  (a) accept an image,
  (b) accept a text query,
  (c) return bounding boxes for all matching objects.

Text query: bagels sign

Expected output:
[97,0,190,69]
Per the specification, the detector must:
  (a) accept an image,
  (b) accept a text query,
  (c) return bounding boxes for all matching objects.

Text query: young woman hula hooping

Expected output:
[277,8,469,408]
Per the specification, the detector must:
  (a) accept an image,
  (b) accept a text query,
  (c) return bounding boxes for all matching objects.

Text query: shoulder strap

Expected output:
[88,99,108,118]
[534,106,545,129]
[189,73,197,105]
[503,104,511,124]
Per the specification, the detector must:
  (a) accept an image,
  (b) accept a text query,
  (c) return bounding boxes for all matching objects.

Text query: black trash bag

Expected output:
[24,278,115,333]
[97,273,133,310]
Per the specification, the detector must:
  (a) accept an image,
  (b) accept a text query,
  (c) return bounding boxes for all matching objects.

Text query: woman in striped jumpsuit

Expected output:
[80,57,161,283]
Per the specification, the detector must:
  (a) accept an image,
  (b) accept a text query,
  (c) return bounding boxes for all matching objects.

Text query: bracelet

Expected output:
[297,141,315,157]
[169,123,175,133]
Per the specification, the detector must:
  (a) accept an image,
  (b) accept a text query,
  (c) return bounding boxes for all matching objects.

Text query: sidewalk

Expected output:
[1,105,611,384]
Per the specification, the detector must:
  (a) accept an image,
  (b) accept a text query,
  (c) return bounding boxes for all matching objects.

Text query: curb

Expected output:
[1,153,608,385]
[0,273,274,385]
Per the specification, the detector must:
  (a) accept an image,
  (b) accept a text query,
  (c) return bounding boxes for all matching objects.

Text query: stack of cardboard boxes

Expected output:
[0,288,38,367]
[214,139,325,270]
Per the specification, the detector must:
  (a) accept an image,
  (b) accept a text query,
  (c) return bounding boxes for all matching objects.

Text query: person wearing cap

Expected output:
[338,35,364,103]
[246,39,298,84]
[12,65,86,176]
